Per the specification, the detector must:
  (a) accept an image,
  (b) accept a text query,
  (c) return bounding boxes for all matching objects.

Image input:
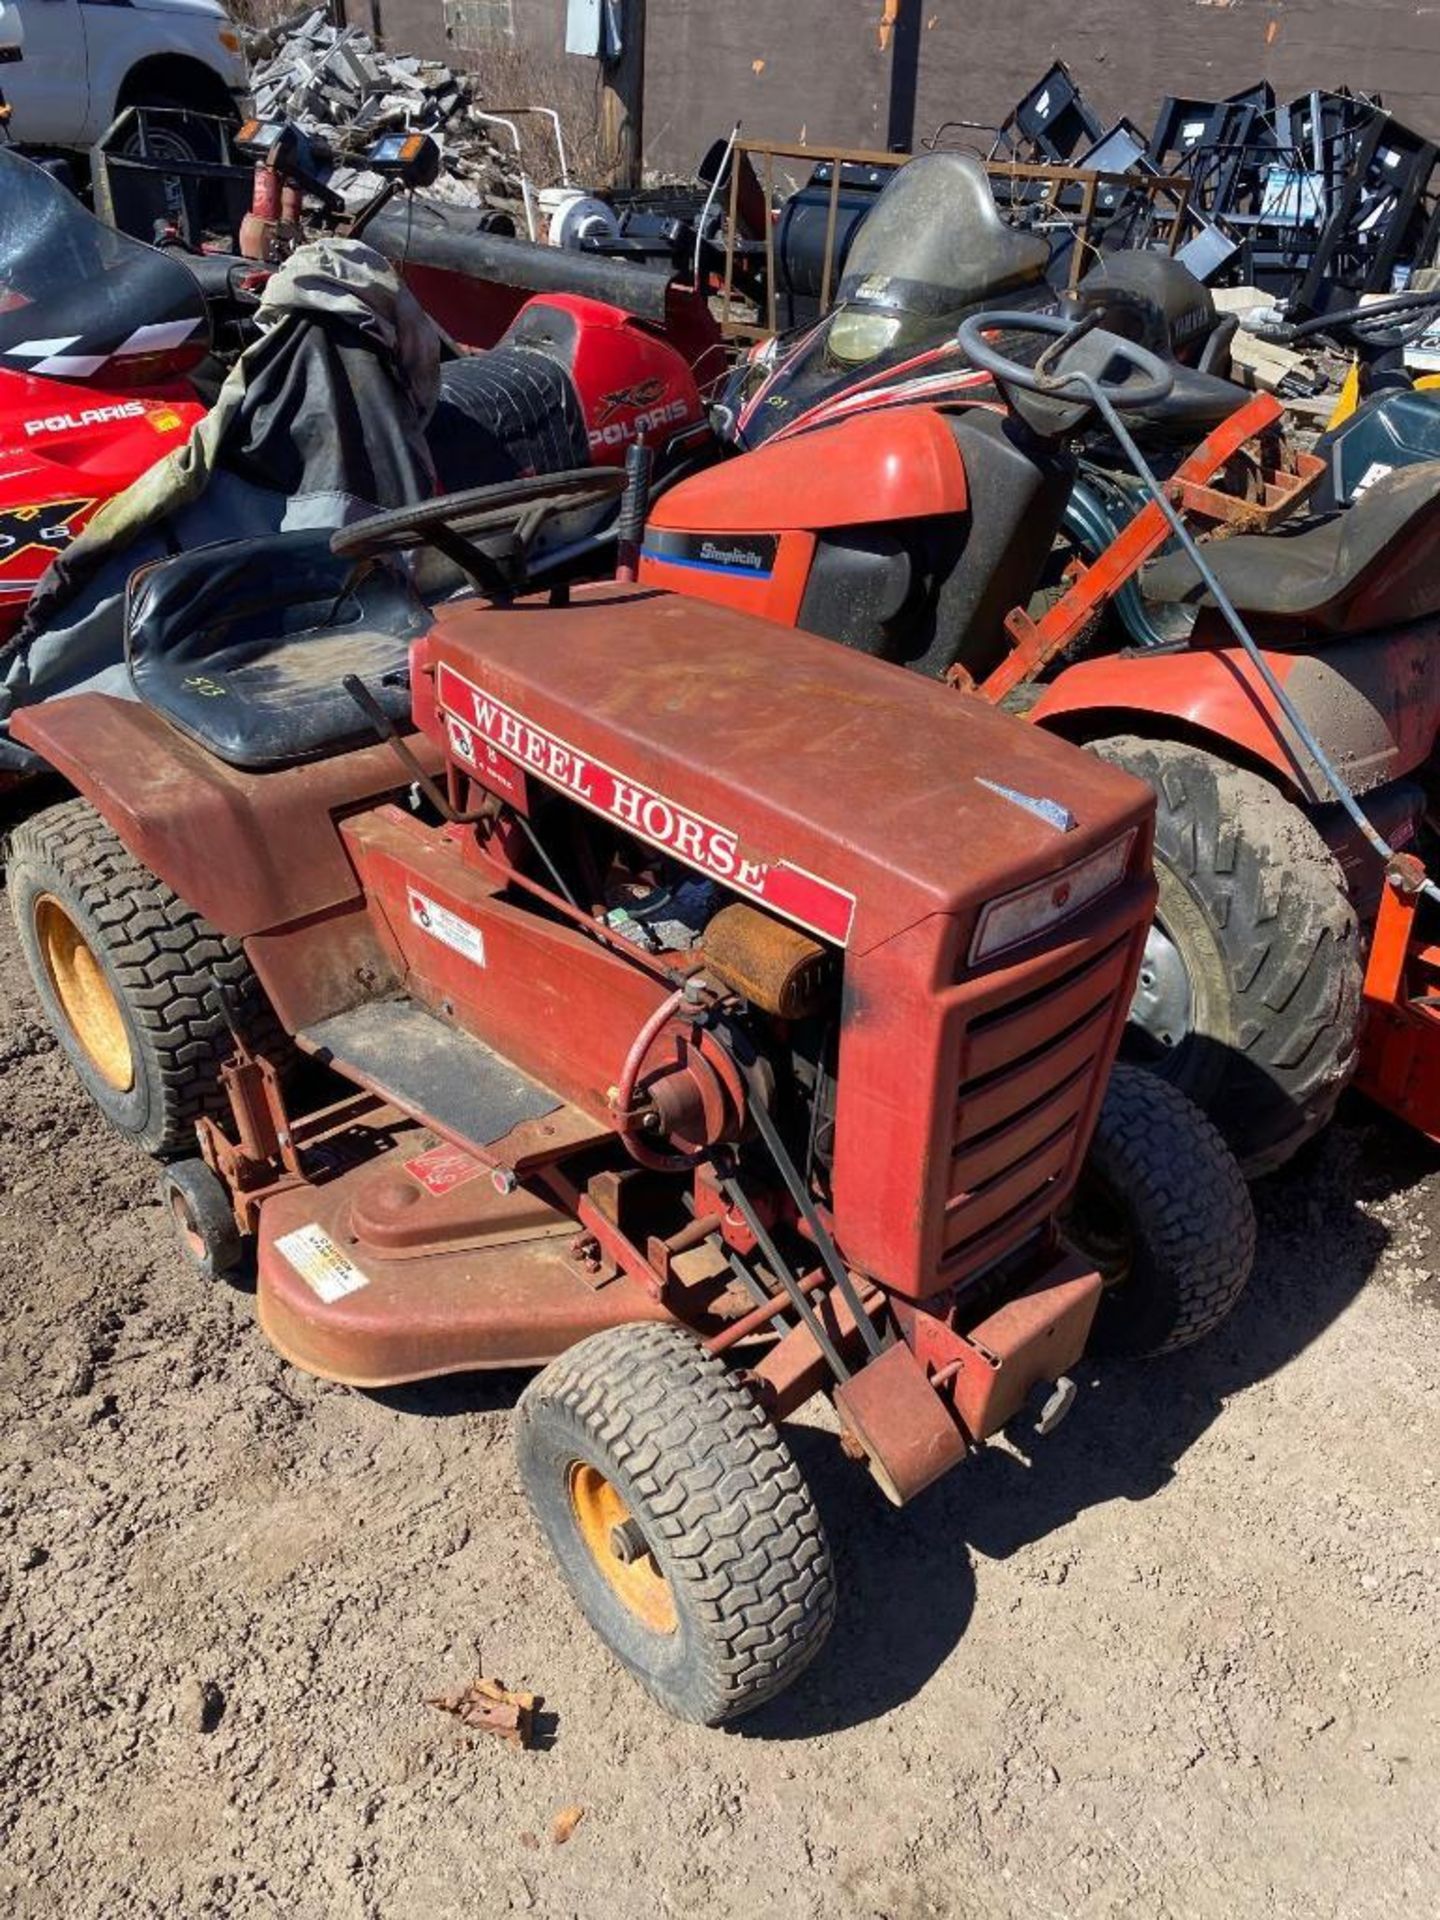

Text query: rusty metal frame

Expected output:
[717,138,1194,342]
[965,391,1323,705]
[1353,860,1440,1142]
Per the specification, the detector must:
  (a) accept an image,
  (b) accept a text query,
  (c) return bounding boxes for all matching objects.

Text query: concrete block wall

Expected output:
[347,0,1440,176]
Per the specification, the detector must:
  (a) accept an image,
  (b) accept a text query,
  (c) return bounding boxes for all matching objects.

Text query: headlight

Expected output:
[970,831,1136,963]
[826,308,903,366]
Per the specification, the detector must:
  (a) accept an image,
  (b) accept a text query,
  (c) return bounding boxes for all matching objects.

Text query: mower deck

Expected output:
[255,1126,669,1386]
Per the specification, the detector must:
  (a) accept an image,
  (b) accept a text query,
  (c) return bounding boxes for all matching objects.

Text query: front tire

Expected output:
[1089,735,1361,1173]
[515,1323,835,1725]
[7,798,281,1159]
[1066,1063,1256,1357]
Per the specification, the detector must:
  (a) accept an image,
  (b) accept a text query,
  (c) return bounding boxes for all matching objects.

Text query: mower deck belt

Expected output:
[301,1000,564,1147]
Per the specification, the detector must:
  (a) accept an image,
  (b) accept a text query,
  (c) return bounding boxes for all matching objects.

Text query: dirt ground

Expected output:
[1,858,1437,1920]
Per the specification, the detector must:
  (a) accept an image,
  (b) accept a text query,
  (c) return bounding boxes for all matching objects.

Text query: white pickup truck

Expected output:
[0,0,249,157]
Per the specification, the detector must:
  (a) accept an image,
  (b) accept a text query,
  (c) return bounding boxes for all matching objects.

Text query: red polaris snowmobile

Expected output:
[0,147,210,643]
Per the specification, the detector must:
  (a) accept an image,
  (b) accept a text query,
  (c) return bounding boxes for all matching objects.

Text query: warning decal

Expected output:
[408,886,487,966]
[275,1224,371,1304]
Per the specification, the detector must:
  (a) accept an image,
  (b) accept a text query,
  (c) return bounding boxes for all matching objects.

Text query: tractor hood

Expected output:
[415,581,1154,961]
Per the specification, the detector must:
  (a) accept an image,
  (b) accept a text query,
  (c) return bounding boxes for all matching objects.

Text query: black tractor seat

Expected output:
[1141,462,1440,638]
[125,527,428,771]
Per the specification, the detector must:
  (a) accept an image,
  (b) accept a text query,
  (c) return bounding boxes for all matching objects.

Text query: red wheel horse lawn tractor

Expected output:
[642,310,1440,1176]
[6,473,1253,1724]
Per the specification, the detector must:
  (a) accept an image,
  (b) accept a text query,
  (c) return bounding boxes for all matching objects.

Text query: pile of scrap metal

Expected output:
[241,6,536,222]
[982,62,1440,309]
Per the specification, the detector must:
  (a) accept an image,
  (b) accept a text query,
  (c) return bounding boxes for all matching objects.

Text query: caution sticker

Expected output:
[408,886,486,966]
[274,1224,371,1304]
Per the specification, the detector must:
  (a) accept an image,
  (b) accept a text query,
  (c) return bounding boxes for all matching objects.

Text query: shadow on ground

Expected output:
[742,1118,1396,1740]
[364,1119,1401,1743]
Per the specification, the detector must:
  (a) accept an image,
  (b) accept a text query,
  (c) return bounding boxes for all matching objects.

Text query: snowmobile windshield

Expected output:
[0,148,209,385]
[722,154,1050,450]
[832,150,1051,335]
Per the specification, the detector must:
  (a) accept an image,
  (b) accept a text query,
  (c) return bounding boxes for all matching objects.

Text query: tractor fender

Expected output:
[9,692,437,939]
[1031,628,1437,802]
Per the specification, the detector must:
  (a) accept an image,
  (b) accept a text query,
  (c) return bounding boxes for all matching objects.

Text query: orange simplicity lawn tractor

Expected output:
[5,470,1252,1724]
[643,311,1440,1175]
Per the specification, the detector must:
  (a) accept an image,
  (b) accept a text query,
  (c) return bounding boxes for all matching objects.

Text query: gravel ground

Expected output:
[1,836,1437,1920]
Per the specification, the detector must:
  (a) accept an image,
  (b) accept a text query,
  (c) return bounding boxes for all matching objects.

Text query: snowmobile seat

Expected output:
[179,250,247,305]
[125,528,428,771]
[1141,462,1440,638]
[426,346,591,494]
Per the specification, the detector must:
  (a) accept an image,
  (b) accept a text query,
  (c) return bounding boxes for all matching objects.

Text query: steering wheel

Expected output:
[1291,287,1440,354]
[332,468,626,572]
[957,309,1175,411]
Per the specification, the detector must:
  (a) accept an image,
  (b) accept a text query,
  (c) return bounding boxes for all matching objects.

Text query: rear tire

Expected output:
[7,798,283,1159]
[1089,735,1361,1173]
[1066,1063,1256,1356]
[515,1323,835,1725]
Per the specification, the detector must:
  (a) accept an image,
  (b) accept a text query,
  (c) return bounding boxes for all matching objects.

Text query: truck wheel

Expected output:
[118,94,229,167]
[515,1322,835,1725]
[1089,735,1361,1173]
[7,798,281,1159]
[1065,1063,1256,1356]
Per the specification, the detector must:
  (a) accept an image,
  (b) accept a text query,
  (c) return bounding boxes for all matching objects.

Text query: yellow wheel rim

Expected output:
[35,895,134,1093]
[568,1462,677,1635]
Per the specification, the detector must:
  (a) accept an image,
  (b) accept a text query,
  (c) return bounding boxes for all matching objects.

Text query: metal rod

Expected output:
[820,160,841,314]
[764,148,776,338]
[342,674,489,825]
[1075,374,1439,905]
[695,120,740,289]
[745,1094,886,1360]
[707,1259,832,1354]
[472,112,536,238]
[721,138,742,328]
[719,1174,852,1382]
[513,811,581,912]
